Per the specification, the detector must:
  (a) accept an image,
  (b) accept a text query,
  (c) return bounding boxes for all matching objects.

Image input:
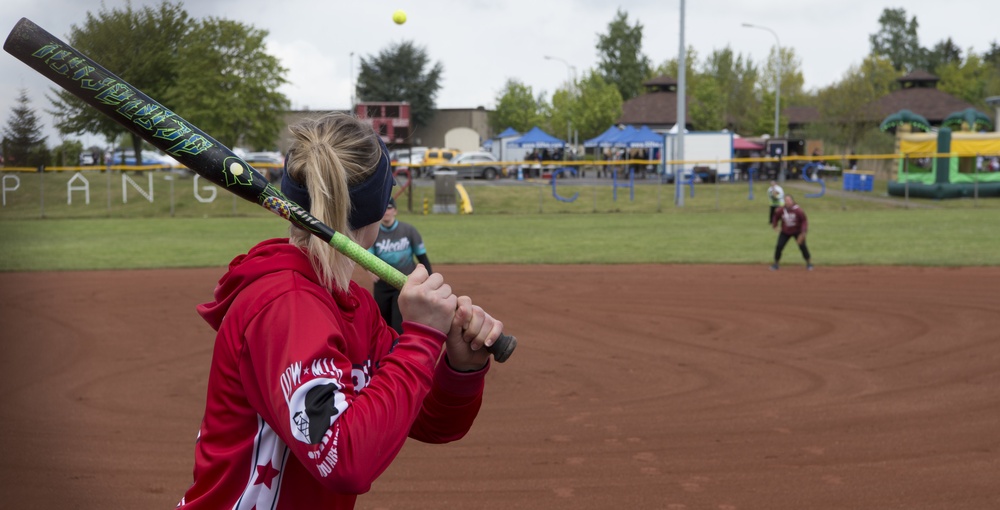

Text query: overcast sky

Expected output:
[1,0,997,147]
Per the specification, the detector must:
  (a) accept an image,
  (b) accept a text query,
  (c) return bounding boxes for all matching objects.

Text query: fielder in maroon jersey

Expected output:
[178,113,503,509]
[770,195,814,271]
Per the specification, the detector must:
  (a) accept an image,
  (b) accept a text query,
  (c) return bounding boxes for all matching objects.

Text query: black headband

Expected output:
[280,135,395,230]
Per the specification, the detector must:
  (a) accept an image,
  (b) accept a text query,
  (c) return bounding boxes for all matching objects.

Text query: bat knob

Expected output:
[486,333,517,363]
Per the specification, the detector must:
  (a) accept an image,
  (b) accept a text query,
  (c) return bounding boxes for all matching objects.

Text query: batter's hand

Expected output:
[797,233,806,245]
[398,265,456,335]
[445,296,503,372]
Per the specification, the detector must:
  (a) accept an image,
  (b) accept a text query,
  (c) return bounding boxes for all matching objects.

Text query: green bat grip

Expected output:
[328,231,516,363]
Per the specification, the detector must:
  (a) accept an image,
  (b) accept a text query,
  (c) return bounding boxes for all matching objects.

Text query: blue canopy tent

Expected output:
[507,127,567,179]
[581,125,625,178]
[583,125,622,148]
[583,126,635,177]
[603,125,664,179]
[627,126,664,178]
[497,127,521,138]
[507,126,566,149]
[620,125,664,149]
[483,127,522,161]
[600,125,638,148]
[483,127,521,149]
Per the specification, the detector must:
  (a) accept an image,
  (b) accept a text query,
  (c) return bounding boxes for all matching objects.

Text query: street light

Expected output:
[742,22,781,138]
[676,0,686,207]
[543,55,579,162]
[349,52,355,110]
[543,55,577,92]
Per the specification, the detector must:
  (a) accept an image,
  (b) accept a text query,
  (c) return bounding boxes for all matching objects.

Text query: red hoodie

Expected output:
[178,238,487,509]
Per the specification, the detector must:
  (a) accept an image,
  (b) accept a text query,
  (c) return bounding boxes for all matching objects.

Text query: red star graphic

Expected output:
[254,462,280,489]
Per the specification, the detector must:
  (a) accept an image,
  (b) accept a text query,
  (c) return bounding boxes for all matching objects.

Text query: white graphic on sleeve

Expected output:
[310,426,342,477]
[281,359,349,445]
[233,416,289,510]
[280,361,303,402]
[352,360,372,392]
[275,358,374,478]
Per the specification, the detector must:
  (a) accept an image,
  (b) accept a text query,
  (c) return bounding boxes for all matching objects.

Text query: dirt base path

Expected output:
[1,265,998,509]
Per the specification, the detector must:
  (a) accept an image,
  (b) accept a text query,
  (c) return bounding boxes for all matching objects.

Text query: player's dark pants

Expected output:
[769,206,778,224]
[774,231,811,263]
[373,280,403,334]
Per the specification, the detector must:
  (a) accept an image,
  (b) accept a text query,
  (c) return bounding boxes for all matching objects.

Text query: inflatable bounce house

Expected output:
[885,109,1000,199]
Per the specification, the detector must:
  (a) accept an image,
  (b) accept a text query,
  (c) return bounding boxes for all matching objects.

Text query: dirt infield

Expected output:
[1,264,998,509]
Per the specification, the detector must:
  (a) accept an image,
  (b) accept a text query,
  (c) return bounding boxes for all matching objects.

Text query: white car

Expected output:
[390,147,428,177]
[243,152,284,182]
[390,147,427,163]
[109,149,180,167]
[433,151,500,180]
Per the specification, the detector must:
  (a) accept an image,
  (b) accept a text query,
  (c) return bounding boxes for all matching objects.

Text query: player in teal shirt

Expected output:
[368,198,432,332]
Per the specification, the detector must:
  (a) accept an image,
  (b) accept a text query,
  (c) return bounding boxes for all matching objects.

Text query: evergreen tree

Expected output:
[596,9,652,101]
[356,41,443,129]
[983,41,1000,69]
[869,8,923,72]
[923,38,963,74]
[2,89,48,167]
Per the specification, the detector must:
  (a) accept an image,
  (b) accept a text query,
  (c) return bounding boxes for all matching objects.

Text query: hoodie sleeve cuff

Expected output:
[400,321,448,347]
[434,354,489,399]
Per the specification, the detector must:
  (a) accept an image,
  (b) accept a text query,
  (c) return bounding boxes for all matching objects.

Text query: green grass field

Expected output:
[1,170,998,271]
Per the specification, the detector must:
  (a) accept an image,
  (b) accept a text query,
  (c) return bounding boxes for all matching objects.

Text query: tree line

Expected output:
[492,7,1000,155]
[4,4,999,168]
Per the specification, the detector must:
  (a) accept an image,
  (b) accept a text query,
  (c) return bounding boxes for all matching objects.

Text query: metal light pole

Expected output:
[349,52,355,110]
[543,55,578,93]
[675,0,686,206]
[742,23,781,138]
[544,55,578,162]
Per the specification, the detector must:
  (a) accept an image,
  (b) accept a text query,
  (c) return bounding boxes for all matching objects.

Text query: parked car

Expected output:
[433,151,501,180]
[390,146,428,177]
[389,146,427,165]
[422,148,460,167]
[243,151,284,182]
[109,149,180,167]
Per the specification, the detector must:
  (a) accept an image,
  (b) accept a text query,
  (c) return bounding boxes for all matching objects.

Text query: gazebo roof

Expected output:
[866,87,980,124]
[898,69,940,85]
[640,74,679,94]
[643,75,678,87]
[784,106,820,126]
[620,70,987,130]
[617,91,689,127]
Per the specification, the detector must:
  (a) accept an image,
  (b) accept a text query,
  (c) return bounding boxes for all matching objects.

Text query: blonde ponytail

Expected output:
[284,113,383,292]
